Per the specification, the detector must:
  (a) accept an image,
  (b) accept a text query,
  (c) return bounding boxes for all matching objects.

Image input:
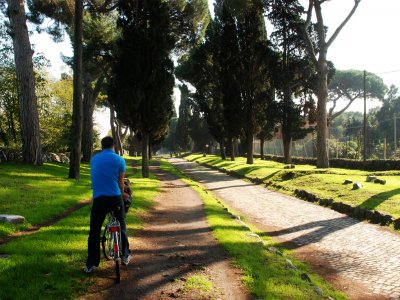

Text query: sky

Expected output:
[29,0,400,136]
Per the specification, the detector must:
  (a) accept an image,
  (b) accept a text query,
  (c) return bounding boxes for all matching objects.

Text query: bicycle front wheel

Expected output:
[101,226,113,260]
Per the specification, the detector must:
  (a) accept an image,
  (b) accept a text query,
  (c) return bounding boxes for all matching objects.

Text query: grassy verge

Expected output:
[0,162,92,238]
[0,157,159,299]
[159,159,346,300]
[185,154,400,219]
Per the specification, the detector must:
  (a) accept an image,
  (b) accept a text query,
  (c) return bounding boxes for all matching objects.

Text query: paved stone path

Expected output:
[170,158,400,300]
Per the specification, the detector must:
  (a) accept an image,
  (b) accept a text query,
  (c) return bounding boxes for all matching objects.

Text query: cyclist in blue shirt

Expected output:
[84,136,131,274]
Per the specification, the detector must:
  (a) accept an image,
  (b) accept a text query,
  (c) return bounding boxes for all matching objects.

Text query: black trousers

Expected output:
[86,195,130,268]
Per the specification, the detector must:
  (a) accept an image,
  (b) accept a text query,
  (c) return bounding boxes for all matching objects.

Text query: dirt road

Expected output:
[82,166,250,300]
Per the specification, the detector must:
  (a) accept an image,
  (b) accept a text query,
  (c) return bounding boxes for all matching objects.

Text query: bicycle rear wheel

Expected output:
[101,226,113,260]
[114,231,121,283]
[115,259,120,283]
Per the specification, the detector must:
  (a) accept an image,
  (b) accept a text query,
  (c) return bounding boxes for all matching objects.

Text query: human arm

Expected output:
[118,172,129,201]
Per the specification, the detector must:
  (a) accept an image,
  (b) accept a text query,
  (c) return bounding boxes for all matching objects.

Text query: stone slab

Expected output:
[0,214,25,224]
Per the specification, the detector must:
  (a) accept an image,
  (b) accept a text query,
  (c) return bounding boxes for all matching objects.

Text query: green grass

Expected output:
[0,162,92,237]
[0,157,160,299]
[183,274,213,295]
[159,159,346,300]
[186,154,400,219]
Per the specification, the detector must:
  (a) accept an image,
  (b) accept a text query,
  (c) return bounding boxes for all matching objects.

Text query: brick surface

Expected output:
[171,158,400,299]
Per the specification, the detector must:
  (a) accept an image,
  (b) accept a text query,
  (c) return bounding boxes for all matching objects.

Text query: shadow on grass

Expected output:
[359,188,400,210]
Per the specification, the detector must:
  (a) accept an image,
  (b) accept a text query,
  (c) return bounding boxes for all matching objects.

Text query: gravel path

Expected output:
[170,158,400,300]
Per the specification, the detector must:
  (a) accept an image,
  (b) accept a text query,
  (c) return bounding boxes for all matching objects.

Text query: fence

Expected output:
[254,137,399,160]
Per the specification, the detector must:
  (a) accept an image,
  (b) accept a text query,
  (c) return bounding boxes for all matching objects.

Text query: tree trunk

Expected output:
[260,138,265,160]
[141,132,149,178]
[282,132,292,164]
[81,76,95,163]
[8,0,42,166]
[128,129,135,156]
[110,106,120,153]
[316,55,330,168]
[219,138,226,160]
[148,144,152,160]
[246,133,254,164]
[68,0,83,179]
[230,138,235,161]
[81,75,104,162]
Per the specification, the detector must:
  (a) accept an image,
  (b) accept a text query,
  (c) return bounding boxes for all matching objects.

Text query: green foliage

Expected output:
[109,0,175,140]
[39,76,74,152]
[328,70,387,120]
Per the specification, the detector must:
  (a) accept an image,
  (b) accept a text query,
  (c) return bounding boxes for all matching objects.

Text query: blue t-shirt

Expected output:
[90,149,126,198]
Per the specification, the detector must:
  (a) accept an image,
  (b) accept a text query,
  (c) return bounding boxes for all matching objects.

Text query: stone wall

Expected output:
[0,148,70,164]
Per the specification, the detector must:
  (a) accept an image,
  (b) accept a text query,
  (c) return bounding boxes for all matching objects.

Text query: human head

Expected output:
[101,136,114,150]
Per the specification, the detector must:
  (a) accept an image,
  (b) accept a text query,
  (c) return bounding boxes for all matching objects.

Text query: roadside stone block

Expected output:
[319,198,333,206]
[354,206,367,218]
[394,218,400,230]
[366,175,377,182]
[344,179,353,184]
[352,182,362,190]
[0,214,25,224]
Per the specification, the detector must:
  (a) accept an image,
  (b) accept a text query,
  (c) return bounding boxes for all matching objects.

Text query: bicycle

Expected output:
[101,210,122,283]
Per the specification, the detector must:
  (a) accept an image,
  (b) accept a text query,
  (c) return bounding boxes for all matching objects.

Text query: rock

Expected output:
[352,182,362,190]
[300,273,312,283]
[267,246,283,256]
[249,233,260,239]
[312,286,324,295]
[366,175,377,182]
[285,259,296,270]
[0,214,25,224]
[344,179,353,184]
[374,178,386,185]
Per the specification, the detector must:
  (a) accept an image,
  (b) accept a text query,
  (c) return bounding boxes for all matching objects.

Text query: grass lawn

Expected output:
[186,154,400,219]
[0,157,160,299]
[0,162,92,238]
[160,159,346,300]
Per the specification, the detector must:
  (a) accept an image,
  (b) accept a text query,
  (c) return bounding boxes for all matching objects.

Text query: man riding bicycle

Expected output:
[84,136,131,274]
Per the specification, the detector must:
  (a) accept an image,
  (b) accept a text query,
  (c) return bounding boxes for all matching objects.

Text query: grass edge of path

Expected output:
[159,159,346,300]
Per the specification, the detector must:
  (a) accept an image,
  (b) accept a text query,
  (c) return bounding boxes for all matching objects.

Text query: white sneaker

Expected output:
[122,254,131,266]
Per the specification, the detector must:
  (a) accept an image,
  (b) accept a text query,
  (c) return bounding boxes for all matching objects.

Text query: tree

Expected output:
[38,74,74,152]
[175,84,192,151]
[68,0,83,179]
[266,0,316,164]
[6,0,42,165]
[109,0,175,178]
[234,0,272,164]
[0,14,19,146]
[294,0,362,168]
[215,1,243,161]
[176,21,228,160]
[328,69,387,121]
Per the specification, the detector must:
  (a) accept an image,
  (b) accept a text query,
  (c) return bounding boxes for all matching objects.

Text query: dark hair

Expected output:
[101,136,114,149]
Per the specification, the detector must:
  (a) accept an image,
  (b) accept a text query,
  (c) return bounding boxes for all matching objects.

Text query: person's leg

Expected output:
[86,197,107,268]
[113,196,130,256]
